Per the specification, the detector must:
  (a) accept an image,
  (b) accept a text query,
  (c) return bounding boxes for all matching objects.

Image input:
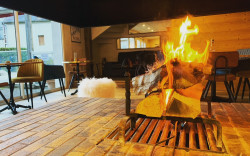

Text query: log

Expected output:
[132,60,212,95]
[135,93,163,117]
[132,67,162,95]
[166,91,201,119]
[135,88,202,118]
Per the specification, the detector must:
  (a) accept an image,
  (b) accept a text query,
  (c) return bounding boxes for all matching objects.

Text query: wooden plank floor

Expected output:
[0,96,249,155]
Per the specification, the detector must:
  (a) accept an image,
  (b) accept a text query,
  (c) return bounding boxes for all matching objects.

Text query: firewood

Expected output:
[132,60,212,95]
[135,85,202,118]
[132,68,162,95]
[166,91,201,119]
[135,93,163,117]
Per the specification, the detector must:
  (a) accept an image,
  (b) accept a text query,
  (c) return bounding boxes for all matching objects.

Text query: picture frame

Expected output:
[70,26,81,43]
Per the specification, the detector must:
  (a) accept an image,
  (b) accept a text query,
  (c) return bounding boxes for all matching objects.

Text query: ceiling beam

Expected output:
[0,0,249,27]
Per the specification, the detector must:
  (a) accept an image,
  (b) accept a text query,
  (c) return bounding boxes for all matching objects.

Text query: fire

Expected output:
[163,16,210,64]
[164,89,173,109]
[162,16,210,106]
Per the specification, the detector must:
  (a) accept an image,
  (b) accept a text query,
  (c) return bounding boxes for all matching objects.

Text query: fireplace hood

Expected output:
[0,0,249,27]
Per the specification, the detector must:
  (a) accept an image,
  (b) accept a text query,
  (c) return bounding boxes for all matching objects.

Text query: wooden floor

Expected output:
[0,95,249,155]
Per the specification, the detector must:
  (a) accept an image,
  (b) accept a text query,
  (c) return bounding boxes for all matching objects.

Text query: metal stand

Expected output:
[121,70,223,148]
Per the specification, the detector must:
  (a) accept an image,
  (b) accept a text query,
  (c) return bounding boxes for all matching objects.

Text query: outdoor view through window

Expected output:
[0,7,63,102]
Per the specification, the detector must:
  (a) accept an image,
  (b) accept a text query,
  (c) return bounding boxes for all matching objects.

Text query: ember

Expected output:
[133,16,212,118]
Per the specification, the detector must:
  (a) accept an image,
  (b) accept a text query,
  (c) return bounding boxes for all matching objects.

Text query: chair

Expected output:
[235,70,250,102]
[201,51,239,102]
[12,59,45,108]
[41,64,66,98]
[68,58,87,92]
[233,57,250,102]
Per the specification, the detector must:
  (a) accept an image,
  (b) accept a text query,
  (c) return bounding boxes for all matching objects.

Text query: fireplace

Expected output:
[106,16,230,154]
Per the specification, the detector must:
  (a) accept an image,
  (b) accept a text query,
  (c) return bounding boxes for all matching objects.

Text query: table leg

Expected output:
[6,65,17,114]
[71,63,80,95]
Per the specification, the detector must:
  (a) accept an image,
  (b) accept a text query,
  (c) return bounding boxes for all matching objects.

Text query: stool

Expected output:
[77,78,116,98]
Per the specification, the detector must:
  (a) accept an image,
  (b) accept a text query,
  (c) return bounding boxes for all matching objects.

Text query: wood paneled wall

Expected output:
[166,11,250,53]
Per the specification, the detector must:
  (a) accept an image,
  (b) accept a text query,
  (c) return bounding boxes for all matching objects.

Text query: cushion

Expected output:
[12,76,42,83]
[78,78,116,98]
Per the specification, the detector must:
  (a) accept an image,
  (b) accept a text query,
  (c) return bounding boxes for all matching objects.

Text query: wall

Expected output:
[92,24,166,76]
[6,22,53,52]
[167,11,250,53]
[61,24,86,88]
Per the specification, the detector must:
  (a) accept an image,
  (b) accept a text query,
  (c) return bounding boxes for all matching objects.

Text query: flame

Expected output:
[164,89,174,109]
[162,16,210,106]
[163,16,210,64]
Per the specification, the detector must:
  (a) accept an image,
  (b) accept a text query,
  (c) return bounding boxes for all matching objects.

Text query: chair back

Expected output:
[207,52,239,81]
[207,51,239,68]
[17,59,44,80]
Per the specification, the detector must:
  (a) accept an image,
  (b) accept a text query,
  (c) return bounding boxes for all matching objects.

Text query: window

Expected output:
[38,35,45,46]
[0,7,64,102]
[117,36,160,49]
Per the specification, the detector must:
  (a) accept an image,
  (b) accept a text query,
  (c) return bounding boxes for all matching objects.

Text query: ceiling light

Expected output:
[147,27,150,29]
[142,24,145,27]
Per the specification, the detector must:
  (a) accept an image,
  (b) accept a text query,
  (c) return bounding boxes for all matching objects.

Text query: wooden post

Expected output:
[125,71,131,116]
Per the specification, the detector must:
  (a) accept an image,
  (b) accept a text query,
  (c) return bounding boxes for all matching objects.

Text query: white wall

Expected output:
[5,22,53,52]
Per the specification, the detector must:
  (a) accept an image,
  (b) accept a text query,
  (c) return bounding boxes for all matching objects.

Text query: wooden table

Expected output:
[63,60,90,95]
[0,97,249,155]
[0,62,42,114]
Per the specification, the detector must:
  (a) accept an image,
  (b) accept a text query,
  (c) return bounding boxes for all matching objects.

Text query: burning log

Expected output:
[135,83,203,118]
[132,67,162,95]
[134,16,212,119]
[132,60,212,95]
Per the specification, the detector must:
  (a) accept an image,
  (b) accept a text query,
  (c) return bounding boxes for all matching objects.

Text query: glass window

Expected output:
[19,14,63,93]
[120,38,128,49]
[0,7,19,101]
[0,7,64,103]
[38,35,45,46]
[117,36,160,49]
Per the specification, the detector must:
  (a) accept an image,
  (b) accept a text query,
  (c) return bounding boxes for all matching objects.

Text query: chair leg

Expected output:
[60,78,66,97]
[235,77,243,101]
[68,74,75,92]
[38,81,47,102]
[229,81,235,94]
[246,78,250,102]
[29,82,33,109]
[224,81,235,102]
[242,78,247,99]
[25,83,29,102]
[211,81,217,101]
[202,80,212,99]
[59,78,63,93]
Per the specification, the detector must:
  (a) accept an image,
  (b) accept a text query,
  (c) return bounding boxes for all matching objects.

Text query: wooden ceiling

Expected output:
[0,0,249,27]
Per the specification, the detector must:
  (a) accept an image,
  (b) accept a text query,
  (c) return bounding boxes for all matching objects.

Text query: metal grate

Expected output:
[107,118,226,153]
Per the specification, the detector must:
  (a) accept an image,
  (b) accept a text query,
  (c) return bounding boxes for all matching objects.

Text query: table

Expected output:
[0,62,32,114]
[63,60,89,95]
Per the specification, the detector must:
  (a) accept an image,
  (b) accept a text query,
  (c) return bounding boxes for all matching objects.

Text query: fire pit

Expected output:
[112,16,225,154]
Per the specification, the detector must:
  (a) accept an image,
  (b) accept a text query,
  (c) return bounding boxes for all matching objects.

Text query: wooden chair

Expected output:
[235,70,250,101]
[201,51,239,102]
[12,59,45,108]
[68,58,87,92]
